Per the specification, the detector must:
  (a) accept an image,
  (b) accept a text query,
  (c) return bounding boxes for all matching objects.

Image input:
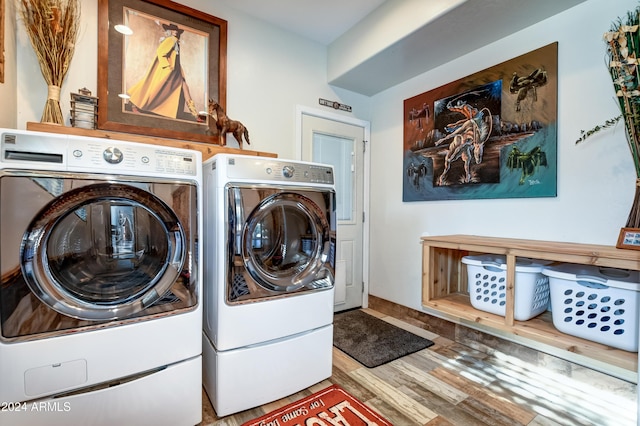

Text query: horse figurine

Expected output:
[207,99,250,149]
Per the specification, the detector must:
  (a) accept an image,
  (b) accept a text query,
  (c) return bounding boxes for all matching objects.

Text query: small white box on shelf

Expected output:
[462,255,551,321]
[543,264,640,352]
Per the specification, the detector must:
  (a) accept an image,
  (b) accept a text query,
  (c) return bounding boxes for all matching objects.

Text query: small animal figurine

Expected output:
[207,99,251,149]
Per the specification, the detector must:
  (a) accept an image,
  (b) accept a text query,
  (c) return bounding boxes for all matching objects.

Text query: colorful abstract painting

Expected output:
[403,42,558,201]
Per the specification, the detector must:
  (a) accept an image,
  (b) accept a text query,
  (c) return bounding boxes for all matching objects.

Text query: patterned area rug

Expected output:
[333,309,434,368]
[241,384,392,426]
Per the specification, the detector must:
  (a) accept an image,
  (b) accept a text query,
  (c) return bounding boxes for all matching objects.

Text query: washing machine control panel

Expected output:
[225,156,334,184]
[67,141,198,176]
[0,130,199,178]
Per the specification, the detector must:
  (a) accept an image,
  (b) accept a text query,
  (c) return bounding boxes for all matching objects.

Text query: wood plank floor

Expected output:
[199,308,637,426]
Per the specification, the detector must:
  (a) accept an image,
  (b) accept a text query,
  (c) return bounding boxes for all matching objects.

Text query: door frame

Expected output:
[295,105,371,308]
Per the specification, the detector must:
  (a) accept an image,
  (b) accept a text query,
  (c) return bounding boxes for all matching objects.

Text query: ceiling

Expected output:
[214,0,589,95]
[214,0,388,45]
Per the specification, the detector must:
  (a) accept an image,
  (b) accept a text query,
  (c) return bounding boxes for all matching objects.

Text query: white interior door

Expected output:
[300,110,367,312]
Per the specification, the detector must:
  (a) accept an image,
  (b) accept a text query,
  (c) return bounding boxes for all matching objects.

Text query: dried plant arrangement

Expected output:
[18,0,80,124]
[577,5,640,228]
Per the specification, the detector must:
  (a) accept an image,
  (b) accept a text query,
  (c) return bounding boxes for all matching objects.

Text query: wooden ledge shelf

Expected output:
[26,122,278,161]
[421,234,639,382]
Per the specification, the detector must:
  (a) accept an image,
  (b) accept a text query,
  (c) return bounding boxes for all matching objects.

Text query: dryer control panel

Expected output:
[222,155,334,184]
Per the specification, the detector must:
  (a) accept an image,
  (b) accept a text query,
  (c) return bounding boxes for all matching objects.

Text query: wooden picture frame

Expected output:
[97,0,227,143]
[616,227,640,250]
[0,0,4,84]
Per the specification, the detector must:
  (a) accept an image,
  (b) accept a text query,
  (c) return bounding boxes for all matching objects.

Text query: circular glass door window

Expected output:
[20,183,185,321]
[242,192,331,292]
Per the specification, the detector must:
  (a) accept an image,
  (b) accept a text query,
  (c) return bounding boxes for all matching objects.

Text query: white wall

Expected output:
[0,0,16,128]
[367,0,640,311]
[14,0,370,159]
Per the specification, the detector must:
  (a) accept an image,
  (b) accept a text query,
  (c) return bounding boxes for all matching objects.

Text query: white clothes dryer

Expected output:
[202,154,336,417]
[0,129,202,426]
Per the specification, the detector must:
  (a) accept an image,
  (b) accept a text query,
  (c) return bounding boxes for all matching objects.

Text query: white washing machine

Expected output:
[0,129,202,426]
[202,154,336,417]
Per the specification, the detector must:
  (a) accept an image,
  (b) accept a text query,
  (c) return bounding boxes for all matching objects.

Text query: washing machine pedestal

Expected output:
[203,324,333,417]
[1,356,201,426]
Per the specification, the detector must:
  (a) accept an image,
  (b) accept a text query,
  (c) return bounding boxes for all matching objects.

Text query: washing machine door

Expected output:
[19,182,187,321]
[1,173,198,341]
[228,186,335,303]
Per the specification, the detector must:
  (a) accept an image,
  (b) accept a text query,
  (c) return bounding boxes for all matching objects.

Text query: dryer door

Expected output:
[227,186,335,303]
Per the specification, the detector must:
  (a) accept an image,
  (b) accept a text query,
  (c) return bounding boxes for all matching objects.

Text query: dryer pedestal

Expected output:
[202,325,333,417]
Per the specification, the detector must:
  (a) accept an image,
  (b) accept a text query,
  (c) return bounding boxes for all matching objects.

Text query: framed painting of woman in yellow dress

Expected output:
[98,0,227,144]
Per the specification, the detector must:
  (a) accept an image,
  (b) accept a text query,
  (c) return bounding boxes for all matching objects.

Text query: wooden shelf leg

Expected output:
[505,254,516,327]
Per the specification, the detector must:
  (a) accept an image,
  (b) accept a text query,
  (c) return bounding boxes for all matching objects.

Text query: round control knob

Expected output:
[103,147,123,164]
[282,165,294,178]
